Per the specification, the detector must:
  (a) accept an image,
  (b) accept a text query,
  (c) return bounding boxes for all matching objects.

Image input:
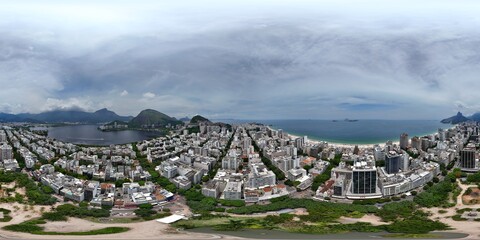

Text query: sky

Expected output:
[1,0,480,120]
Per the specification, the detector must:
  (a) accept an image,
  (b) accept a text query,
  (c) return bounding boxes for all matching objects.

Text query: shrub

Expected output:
[385,218,449,234]
[214,208,226,213]
[414,177,454,208]
[376,201,417,222]
[465,188,473,195]
[3,222,44,233]
[41,212,68,221]
[134,208,156,218]
[218,199,245,207]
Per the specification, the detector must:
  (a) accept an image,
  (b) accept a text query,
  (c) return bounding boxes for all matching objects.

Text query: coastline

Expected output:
[265,123,457,149]
[284,130,394,149]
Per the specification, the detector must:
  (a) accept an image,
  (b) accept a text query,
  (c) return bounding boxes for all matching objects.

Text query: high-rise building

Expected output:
[421,138,430,151]
[438,128,446,141]
[352,165,377,194]
[294,137,304,149]
[247,163,276,188]
[373,146,385,161]
[0,143,13,161]
[400,133,409,150]
[411,136,422,150]
[460,147,476,169]
[353,145,360,155]
[385,151,402,174]
[0,132,6,143]
[222,155,239,170]
[402,153,410,171]
[243,138,252,150]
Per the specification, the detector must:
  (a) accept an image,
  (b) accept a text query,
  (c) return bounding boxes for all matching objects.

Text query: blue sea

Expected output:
[218,119,449,144]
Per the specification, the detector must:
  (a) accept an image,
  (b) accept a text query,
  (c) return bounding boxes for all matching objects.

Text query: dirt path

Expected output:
[425,207,480,240]
[338,214,388,226]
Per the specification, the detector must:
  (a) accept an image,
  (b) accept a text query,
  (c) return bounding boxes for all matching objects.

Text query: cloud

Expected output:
[1,0,480,119]
[43,98,94,112]
[142,92,156,99]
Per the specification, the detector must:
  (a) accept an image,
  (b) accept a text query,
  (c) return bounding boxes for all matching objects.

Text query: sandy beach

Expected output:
[286,131,400,149]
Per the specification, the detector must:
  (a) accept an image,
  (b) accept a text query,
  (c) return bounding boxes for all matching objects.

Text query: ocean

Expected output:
[219,119,449,144]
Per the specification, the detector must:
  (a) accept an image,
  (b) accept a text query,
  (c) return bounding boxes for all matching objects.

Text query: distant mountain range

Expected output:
[0,108,187,129]
[0,108,133,124]
[441,112,473,124]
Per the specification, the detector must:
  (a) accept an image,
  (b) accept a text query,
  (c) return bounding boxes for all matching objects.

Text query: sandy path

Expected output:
[338,214,387,226]
[422,180,480,240]
[425,207,480,240]
[455,180,480,208]
[0,203,54,225]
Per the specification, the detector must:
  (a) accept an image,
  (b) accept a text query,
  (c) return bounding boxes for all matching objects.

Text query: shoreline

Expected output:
[266,125,457,149]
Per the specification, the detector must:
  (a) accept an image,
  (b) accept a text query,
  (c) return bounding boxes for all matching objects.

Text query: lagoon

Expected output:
[37,125,162,145]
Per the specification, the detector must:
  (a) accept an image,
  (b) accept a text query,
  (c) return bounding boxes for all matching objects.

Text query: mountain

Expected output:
[0,113,42,123]
[179,116,191,122]
[469,113,480,122]
[190,115,211,124]
[1,108,132,124]
[92,108,132,123]
[441,112,470,124]
[129,109,183,128]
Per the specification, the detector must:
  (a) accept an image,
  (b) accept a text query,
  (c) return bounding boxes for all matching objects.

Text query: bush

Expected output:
[452,215,468,221]
[52,204,110,219]
[264,214,294,224]
[3,222,44,233]
[414,177,455,208]
[134,208,156,218]
[228,197,377,223]
[138,203,153,210]
[385,218,449,234]
[0,208,12,222]
[214,208,226,213]
[41,212,68,221]
[218,199,245,207]
[467,172,480,183]
[376,201,417,222]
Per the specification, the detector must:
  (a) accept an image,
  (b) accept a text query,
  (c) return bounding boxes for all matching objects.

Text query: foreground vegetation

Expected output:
[2,204,131,235]
[179,175,458,235]
[40,204,111,221]
[174,194,449,235]
[0,208,12,222]
[3,219,129,235]
[0,172,57,205]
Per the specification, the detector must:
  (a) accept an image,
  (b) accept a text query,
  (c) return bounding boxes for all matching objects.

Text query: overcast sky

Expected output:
[1,0,480,119]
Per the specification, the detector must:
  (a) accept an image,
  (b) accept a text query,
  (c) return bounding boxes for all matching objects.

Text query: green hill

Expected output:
[190,115,211,124]
[129,109,182,128]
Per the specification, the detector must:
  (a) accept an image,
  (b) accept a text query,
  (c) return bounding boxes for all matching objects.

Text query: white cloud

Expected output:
[120,90,129,96]
[142,92,156,99]
[43,98,94,112]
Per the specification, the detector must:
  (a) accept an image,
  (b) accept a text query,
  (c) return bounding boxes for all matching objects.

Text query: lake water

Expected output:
[37,125,162,145]
[187,228,468,240]
[220,120,449,144]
